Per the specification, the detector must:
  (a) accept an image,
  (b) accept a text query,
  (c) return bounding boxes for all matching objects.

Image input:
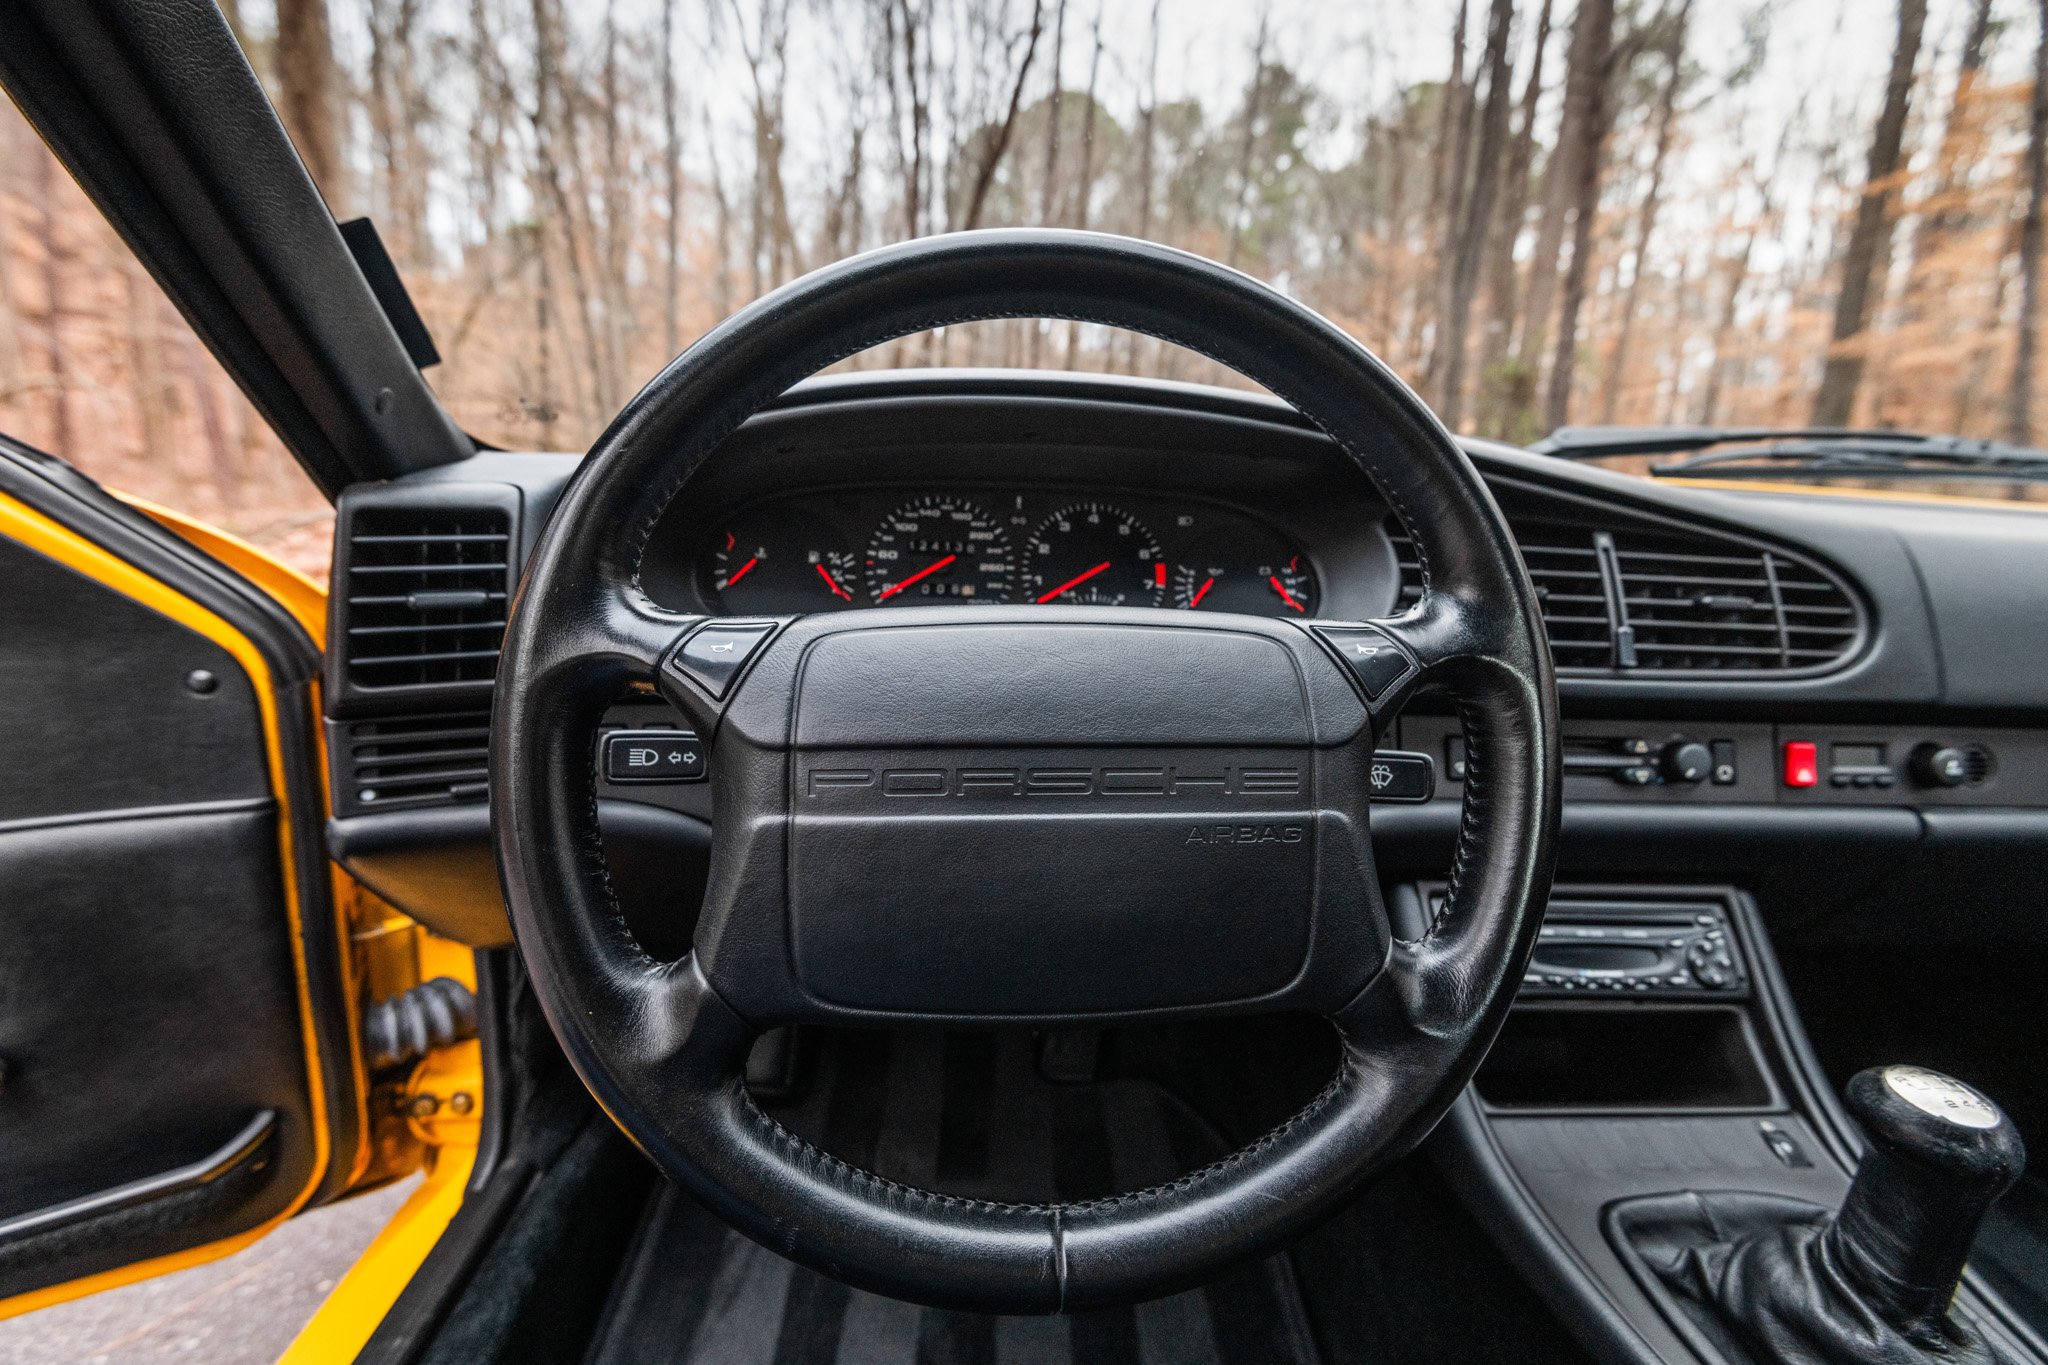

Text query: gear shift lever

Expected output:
[1613,1065,2028,1365]
[1827,1066,2027,1347]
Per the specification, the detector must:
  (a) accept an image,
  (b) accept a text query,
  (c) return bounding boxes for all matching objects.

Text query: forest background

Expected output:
[1,0,2043,579]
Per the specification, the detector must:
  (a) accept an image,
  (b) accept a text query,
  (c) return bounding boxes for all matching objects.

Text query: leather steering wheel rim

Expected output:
[493,229,1560,1313]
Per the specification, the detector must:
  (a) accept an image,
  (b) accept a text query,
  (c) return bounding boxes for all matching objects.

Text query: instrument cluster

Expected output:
[701,488,1322,618]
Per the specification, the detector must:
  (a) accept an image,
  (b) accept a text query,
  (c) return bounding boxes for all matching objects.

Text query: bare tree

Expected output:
[1477,0,1552,433]
[1431,0,1516,429]
[1811,0,1928,426]
[2011,0,2048,442]
[1599,0,1691,423]
[1543,0,1618,430]
[960,0,1049,230]
[275,0,344,207]
[1225,11,1272,270]
[30,145,72,455]
[663,0,685,359]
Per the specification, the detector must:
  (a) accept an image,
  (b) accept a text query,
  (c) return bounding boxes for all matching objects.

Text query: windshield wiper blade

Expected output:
[1528,425,2048,482]
[1648,438,2048,483]
[1528,425,1908,459]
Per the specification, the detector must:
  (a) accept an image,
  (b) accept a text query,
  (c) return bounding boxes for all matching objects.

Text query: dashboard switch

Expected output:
[605,730,706,783]
[1710,739,1738,785]
[1783,741,1819,788]
[1367,751,1435,802]
[1316,626,1414,700]
[670,621,778,697]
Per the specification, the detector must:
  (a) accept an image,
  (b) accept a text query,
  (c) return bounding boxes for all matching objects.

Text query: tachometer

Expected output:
[1172,526,1319,616]
[866,497,1013,604]
[1022,502,1165,606]
[707,509,859,613]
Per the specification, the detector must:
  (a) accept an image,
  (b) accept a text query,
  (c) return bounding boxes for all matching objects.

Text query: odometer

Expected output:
[1022,502,1165,606]
[866,497,1013,604]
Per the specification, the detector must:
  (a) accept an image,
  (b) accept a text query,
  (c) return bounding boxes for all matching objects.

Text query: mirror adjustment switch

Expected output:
[1315,626,1414,699]
[670,621,778,697]
[604,730,706,783]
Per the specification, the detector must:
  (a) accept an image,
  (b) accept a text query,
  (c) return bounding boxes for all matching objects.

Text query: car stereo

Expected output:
[1519,899,1745,998]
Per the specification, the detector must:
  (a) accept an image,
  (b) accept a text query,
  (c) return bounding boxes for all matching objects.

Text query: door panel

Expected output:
[0,441,361,1312]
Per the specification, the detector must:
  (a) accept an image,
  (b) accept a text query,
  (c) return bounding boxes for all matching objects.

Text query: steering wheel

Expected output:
[493,230,1559,1313]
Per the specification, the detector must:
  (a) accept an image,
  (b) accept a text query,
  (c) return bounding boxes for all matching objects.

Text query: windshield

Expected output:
[205,0,2043,499]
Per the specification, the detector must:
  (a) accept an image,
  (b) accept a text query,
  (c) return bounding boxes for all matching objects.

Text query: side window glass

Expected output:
[0,101,334,582]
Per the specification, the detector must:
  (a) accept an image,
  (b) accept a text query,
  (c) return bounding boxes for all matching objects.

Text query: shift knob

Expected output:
[1825,1065,2026,1348]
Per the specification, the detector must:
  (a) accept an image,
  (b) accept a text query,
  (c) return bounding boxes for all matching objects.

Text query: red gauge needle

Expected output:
[815,563,853,600]
[1036,561,1112,603]
[878,553,957,601]
[720,556,760,590]
[1269,575,1307,612]
[1188,576,1216,608]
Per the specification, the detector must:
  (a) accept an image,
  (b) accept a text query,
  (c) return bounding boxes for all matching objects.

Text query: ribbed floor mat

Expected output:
[583,1030,1322,1364]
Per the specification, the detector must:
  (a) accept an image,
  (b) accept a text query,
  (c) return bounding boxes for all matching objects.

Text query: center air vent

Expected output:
[341,504,512,691]
[344,711,492,810]
[1388,509,1862,676]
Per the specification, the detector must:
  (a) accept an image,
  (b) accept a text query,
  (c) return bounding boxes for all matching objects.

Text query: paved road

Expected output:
[0,1177,419,1364]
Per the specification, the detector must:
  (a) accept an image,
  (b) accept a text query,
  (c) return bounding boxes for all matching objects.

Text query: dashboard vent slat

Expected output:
[341,507,513,690]
[347,711,493,810]
[1388,507,1861,677]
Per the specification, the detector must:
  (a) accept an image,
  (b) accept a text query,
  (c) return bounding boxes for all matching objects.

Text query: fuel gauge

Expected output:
[706,509,859,612]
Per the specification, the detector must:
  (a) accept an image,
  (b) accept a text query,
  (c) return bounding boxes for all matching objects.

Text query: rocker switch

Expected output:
[670,621,777,698]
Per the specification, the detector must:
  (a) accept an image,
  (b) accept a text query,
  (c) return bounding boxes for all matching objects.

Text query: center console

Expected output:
[1420,884,2047,1365]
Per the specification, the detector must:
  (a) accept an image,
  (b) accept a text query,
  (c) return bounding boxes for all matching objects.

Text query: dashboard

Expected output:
[693,487,1322,617]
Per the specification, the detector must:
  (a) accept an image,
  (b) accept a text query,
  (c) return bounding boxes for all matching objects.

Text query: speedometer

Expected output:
[866,497,1013,604]
[1022,502,1165,606]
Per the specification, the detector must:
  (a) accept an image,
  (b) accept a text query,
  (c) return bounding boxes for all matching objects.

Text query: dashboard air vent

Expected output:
[1387,512,1861,676]
[342,507,511,690]
[345,711,492,810]
[1386,520,1616,668]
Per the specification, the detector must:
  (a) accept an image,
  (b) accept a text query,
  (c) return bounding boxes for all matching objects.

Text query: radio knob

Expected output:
[1911,744,1970,789]
[1659,740,1713,785]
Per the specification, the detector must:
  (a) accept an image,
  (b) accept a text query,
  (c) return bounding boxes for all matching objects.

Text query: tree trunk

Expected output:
[1416,1,1469,365]
[960,0,1047,231]
[2010,0,2048,443]
[30,145,72,457]
[1811,0,1928,427]
[1123,0,1162,373]
[1542,0,1617,431]
[1038,0,1068,223]
[1477,0,1551,435]
[662,0,683,358]
[1225,13,1271,270]
[1431,0,1516,430]
[125,256,170,463]
[1598,0,1689,424]
[274,0,343,207]
[1064,9,1103,366]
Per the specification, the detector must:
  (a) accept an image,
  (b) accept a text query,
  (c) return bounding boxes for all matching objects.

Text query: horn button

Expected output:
[749,617,1386,1021]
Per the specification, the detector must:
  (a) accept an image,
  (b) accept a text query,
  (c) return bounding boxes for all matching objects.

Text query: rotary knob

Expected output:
[1658,740,1713,785]
[1910,743,1970,789]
